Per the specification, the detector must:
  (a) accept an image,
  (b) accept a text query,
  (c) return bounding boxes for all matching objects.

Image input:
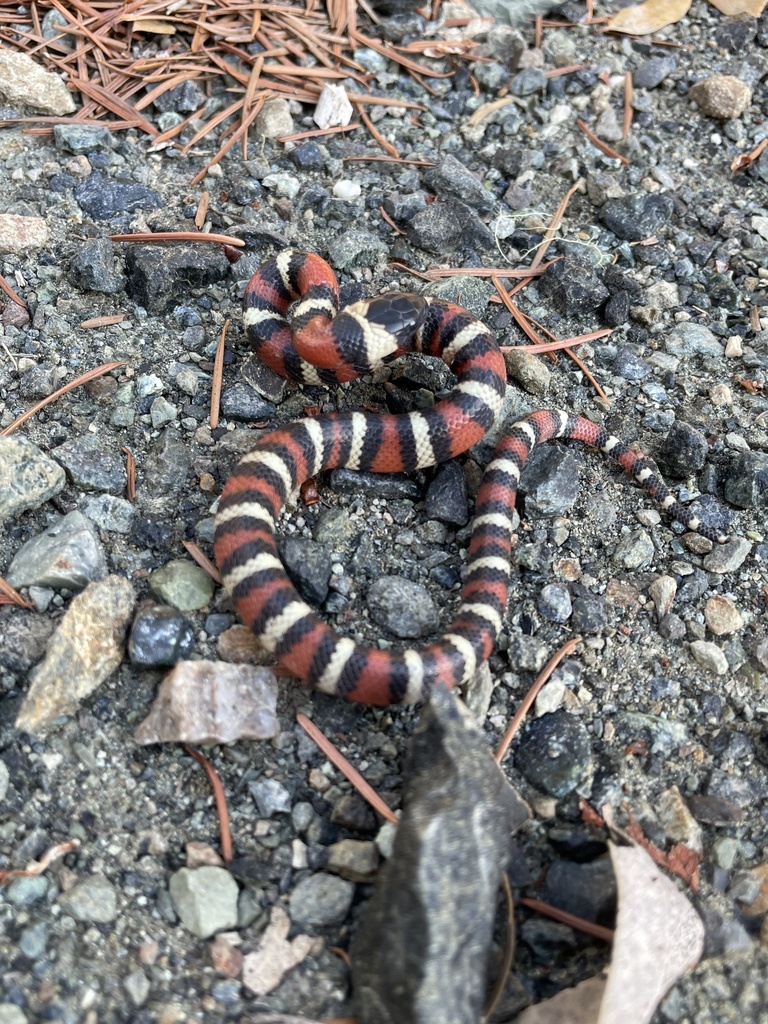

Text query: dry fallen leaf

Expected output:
[607,0,692,34]
[597,842,705,1024]
[708,0,767,13]
[515,975,606,1024]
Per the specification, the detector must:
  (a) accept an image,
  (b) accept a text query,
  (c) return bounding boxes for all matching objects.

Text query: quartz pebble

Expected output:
[704,595,744,636]
[133,661,279,745]
[16,576,135,734]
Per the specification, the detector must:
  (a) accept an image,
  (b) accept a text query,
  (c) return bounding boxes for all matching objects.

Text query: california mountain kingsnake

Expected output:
[214,251,727,706]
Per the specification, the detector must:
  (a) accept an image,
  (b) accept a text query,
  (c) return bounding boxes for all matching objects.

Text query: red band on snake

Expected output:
[214,251,727,706]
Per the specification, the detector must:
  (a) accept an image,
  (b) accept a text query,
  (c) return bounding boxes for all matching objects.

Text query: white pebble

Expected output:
[333,179,361,200]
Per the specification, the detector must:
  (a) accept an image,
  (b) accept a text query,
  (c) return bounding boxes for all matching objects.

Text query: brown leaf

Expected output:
[515,976,606,1024]
[708,0,767,13]
[598,842,704,1024]
[607,0,692,34]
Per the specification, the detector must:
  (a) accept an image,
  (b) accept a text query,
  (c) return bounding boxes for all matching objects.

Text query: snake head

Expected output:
[348,292,429,348]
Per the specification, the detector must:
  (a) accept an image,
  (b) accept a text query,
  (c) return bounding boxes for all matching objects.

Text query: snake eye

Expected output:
[350,293,429,347]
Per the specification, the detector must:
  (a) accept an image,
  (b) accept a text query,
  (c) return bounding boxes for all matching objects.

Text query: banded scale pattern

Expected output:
[215,252,728,706]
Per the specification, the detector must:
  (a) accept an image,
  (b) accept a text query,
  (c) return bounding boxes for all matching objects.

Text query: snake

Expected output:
[213,251,727,706]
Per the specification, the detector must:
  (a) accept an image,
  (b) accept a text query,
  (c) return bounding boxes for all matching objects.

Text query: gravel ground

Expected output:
[2,1,768,1022]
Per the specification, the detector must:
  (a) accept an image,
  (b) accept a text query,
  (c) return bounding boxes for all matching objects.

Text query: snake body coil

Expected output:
[214,252,725,705]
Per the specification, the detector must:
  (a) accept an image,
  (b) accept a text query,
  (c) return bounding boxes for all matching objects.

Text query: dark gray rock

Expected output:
[330,468,421,500]
[288,140,325,170]
[288,873,354,928]
[714,14,757,53]
[571,592,609,633]
[537,257,609,316]
[541,857,616,925]
[516,709,593,797]
[52,434,126,492]
[701,907,753,958]
[152,79,203,113]
[406,199,494,255]
[425,461,469,526]
[424,275,495,321]
[599,193,675,241]
[124,243,230,313]
[69,237,124,294]
[0,436,65,520]
[723,452,768,508]
[53,124,115,154]
[613,347,650,381]
[678,566,711,604]
[328,230,389,270]
[633,56,677,89]
[520,917,578,961]
[142,428,191,497]
[128,603,196,666]
[658,421,709,477]
[604,290,630,326]
[351,685,529,1024]
[522,447,580,515]
[537,583,572,623]
[74,172,162,220]
[509,67,547,96]
[0,609,55,674]
[278,536,333,605]
[424,154,495,214]
[331,793,378,833]
[220,384,275,422]
[82,493,135,534]
[366,576,439,639]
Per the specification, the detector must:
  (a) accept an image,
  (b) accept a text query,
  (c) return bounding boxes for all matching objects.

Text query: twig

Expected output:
[182,540,223,585]
[0,577,34,608]
[495,637,581,763]
[0,272,27,308]
[0,841,80,886]
[80,314,127,328]
[576,118,629,165]
[623,71,633,140]
[210,319,229,430]
[110,231,245,247]
[517,896,614,943]
[297,713,399,824]
[122,446,136,501]
[484,875,516,1018]
[1,361,127,437]
[529,179,583,271]
[184,746,233,862]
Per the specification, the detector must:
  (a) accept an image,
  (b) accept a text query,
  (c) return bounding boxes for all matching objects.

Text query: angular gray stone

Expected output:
[6,510,107,590]
[59,873,117,922]
[366,576,439,639]
[52,434,127,492]
[0,436,65,521]
[351,685,529,1024]
[723,453,768,509]
[288,872,355,929]
[169,866,239,937]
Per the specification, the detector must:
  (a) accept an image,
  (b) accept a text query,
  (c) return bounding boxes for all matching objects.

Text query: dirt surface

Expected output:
[1,1,768,1022]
